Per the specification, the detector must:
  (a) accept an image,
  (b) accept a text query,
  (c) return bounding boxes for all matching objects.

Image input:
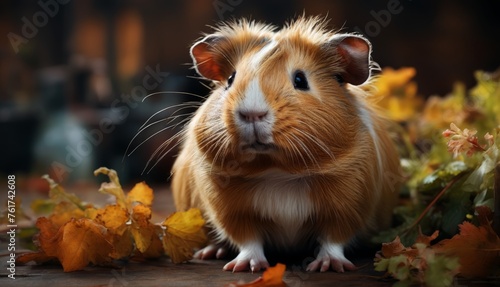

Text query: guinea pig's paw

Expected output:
[222,242,269,272]
[194,244,228,260]
[306,243,356,273]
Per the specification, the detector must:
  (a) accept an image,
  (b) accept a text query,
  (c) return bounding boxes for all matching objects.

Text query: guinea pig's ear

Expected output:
[190,35,228,82]
[329,34,371,85]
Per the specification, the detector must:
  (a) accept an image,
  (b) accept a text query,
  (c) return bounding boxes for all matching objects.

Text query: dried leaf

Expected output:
[136,226,164,259]
[161,208,207,263]
[127,182,154,207]
[130,204,157,253]
[94,167,127,208]
[37,217,113,272]
[94,204,129,236]
[48,201,85,228]
[42,175,86,210]
[226,263,287,287]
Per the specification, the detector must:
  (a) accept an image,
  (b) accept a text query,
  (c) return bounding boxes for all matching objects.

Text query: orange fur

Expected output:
[172,16,400,265]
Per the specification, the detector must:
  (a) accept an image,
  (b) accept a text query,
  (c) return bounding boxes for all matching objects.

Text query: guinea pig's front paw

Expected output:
[306,243,356,273]
[194,243,228,260]
[222,242,269,272]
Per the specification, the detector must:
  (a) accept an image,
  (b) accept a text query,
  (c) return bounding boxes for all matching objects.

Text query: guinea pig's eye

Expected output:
[227,72,236,88]
[293,70,309,91]
[334,74,344,84]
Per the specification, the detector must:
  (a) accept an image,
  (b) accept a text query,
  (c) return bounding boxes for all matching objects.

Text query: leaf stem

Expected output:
[493,164,500,236]
[404,173,466,235]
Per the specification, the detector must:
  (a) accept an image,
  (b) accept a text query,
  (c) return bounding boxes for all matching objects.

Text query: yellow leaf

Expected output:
[136,225,164,258]
[161,208,207,263]
[127,182,154,207]
[369,67,423,122]
[130,204,156,253]
[94,167,127,208]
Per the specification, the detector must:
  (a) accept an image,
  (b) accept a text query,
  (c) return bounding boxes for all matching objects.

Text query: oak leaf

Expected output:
[161,208,207,263]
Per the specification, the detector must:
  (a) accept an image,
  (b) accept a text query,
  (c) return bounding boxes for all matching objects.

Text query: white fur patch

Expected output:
[251,170,313,245]
[237,78,274,144]
[250,40,278,70]
[357,102,383,181]
[240,78,269,114]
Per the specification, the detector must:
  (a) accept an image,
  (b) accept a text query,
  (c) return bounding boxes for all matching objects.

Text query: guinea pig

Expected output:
[171,16,400,273]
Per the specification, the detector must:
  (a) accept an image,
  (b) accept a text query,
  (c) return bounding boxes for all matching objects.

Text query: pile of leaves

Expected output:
[17,167,207,272]
[370,68,500,285]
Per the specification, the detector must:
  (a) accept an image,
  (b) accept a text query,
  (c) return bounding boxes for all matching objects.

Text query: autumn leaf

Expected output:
[369,67,423,122]
[32,217,113,272]
[161,208,207,263]
[375,232,460,286]
[94,204,129,236]
[130,204,158,253]
[434,207,500,277]
[94,167,127,208]
[48,201,86,228]
[42,175,86,210]
[127,182,154,207]
[226,263,287,287]
[135,225,164,259]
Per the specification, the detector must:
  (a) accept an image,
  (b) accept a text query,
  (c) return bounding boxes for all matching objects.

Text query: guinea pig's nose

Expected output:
[238,109,269,123]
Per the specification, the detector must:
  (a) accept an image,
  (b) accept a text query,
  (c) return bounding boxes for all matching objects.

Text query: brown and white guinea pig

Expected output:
[171,16,400,273]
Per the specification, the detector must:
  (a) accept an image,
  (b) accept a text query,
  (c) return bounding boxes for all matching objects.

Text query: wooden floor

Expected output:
[0,184,497,286]
[2,256,394,287]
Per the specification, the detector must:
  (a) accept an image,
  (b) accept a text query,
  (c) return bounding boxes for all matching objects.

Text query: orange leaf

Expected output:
[415,229,439,246]
[435,219,500,277]
[381,236,407,258]
[38,218,113,272]
[161,208,207,263]
[107,229,134,260]
[226,263,287,287]
[94,204,129,236]
[127,182,154,207]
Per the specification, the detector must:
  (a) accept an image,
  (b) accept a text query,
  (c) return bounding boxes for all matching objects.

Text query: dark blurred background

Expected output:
[1,0,499,186]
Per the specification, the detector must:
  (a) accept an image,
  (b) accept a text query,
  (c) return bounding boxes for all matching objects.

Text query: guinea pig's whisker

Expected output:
[125,107,196,160]
[143,129,187,174]
[284,133,311,172]
[142,91,207,102]
[290,132,319,171]
[138,102,200,132]
[295,129,335,160]
[127,116,192,158]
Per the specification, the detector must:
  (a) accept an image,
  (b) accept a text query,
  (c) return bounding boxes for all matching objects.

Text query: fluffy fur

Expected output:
[171,16,400,272]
